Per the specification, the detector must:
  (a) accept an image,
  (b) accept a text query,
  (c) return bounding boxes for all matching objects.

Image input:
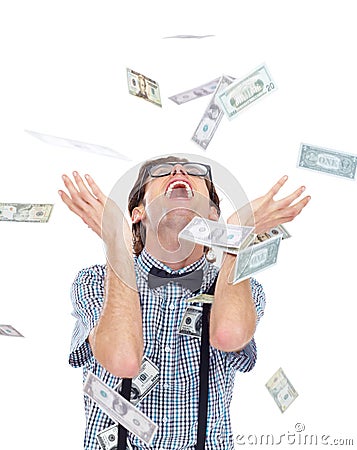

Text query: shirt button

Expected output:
[162,417,168,423]
[163,383,169,389]
[165,345,171,352]
[169,303,175,310]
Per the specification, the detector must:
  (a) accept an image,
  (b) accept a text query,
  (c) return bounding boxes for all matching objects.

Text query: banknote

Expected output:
[233,234,282,284]
[169,77,220,105]
[25,130,131,160]
[178,306,203,338]
[127,68,162,107]
[185,293,214,304]
[115,356,159,406]
[217,64,276,120]
[252,224,291,245]
[97,425,134,450]
[162,34,215,39]
[265,367,298,413]
[298,143,357,180]
[192,74,235,149]
[179,217,255,250]
[0,203,53,223]
[0,324,24,337]
[84,372,157,445]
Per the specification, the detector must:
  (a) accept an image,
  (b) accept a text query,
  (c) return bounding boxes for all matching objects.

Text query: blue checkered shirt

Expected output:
[69,248,266,450]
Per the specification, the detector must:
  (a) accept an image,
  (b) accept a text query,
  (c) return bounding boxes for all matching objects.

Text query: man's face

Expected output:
[140,162,217,231]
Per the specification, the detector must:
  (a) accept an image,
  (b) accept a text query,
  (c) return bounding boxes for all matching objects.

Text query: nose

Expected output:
[171,164,187,175]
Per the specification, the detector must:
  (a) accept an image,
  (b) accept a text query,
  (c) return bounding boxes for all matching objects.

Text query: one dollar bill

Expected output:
[217,64,276,120]
[127,68,162,107]
[233,234,282,284]
[179,216,254,250]
[265,367,298,413]
[169,77,220,105]
[191,74,235,149]
[83,372,157,445]
[298,143,357,180]
[0,203,53,222]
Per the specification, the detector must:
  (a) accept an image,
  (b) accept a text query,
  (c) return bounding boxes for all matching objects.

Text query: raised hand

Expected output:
[59,171,106,238]
[229,175,311,235]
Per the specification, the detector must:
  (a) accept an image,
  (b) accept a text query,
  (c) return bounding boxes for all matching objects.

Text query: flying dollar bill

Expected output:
[179,217,255,250]
[265,367,298,413]
[0,203,53,223]
[162,34,215,39]
[84,372,157,445]
[25,130,131,160]
[298,143,357,180]
[115,357,159,406]
[233,234,282,284]
[217,64,276,120]
[127,68,162,107]
[0,324,24,337]
[169,77,220,105]
[178,306,203,338]
[97,425,134,450]
[191,74,235,149]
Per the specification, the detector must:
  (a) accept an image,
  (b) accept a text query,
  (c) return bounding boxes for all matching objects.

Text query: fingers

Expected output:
[282,195,311,221]
[84,174,107,204]
[266,175,288,199]
[276,185,306,208]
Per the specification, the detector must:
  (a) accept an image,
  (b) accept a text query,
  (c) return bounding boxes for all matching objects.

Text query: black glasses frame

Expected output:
[136,161,214,202]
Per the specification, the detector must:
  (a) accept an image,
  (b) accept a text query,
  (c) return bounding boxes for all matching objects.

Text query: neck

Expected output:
[145,230,204,270]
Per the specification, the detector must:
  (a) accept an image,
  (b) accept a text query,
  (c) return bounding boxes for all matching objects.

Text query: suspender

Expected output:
[118,378,132,448]
[118,275,217,450]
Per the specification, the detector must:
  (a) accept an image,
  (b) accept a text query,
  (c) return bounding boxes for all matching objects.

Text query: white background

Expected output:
[1,1,356,448]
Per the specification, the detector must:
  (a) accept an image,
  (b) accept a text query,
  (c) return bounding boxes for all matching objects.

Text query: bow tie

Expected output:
[148,266,203,292]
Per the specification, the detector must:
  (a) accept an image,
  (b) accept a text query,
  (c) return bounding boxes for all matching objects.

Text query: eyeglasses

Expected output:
[148,162,212,179]
[137,161,214,201]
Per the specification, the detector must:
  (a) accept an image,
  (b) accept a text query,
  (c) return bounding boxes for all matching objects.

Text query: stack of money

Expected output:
[265,367,298,412]
[0,203,53,223]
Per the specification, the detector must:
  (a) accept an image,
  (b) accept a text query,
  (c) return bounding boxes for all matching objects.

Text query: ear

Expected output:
[131,205,145,224]
[208,205,219,222]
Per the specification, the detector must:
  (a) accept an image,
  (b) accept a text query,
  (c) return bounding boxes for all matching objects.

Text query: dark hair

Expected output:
[128,155,221,256]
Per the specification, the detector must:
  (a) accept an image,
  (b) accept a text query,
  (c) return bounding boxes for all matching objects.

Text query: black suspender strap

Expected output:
[196,302,210,450]
[118,378,132,450]
[196,274,217,450]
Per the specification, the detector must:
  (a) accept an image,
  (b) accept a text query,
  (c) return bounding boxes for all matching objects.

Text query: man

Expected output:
[59,156,310,449]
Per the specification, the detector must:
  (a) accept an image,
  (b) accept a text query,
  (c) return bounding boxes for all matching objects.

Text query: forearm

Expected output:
[210,253,256,352]
[90,263,143,378]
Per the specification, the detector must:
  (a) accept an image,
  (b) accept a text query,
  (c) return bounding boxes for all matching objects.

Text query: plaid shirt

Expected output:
[69,248,266,450]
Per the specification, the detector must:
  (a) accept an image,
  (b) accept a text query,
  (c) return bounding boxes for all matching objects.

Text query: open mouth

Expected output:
[165,180,194,199]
